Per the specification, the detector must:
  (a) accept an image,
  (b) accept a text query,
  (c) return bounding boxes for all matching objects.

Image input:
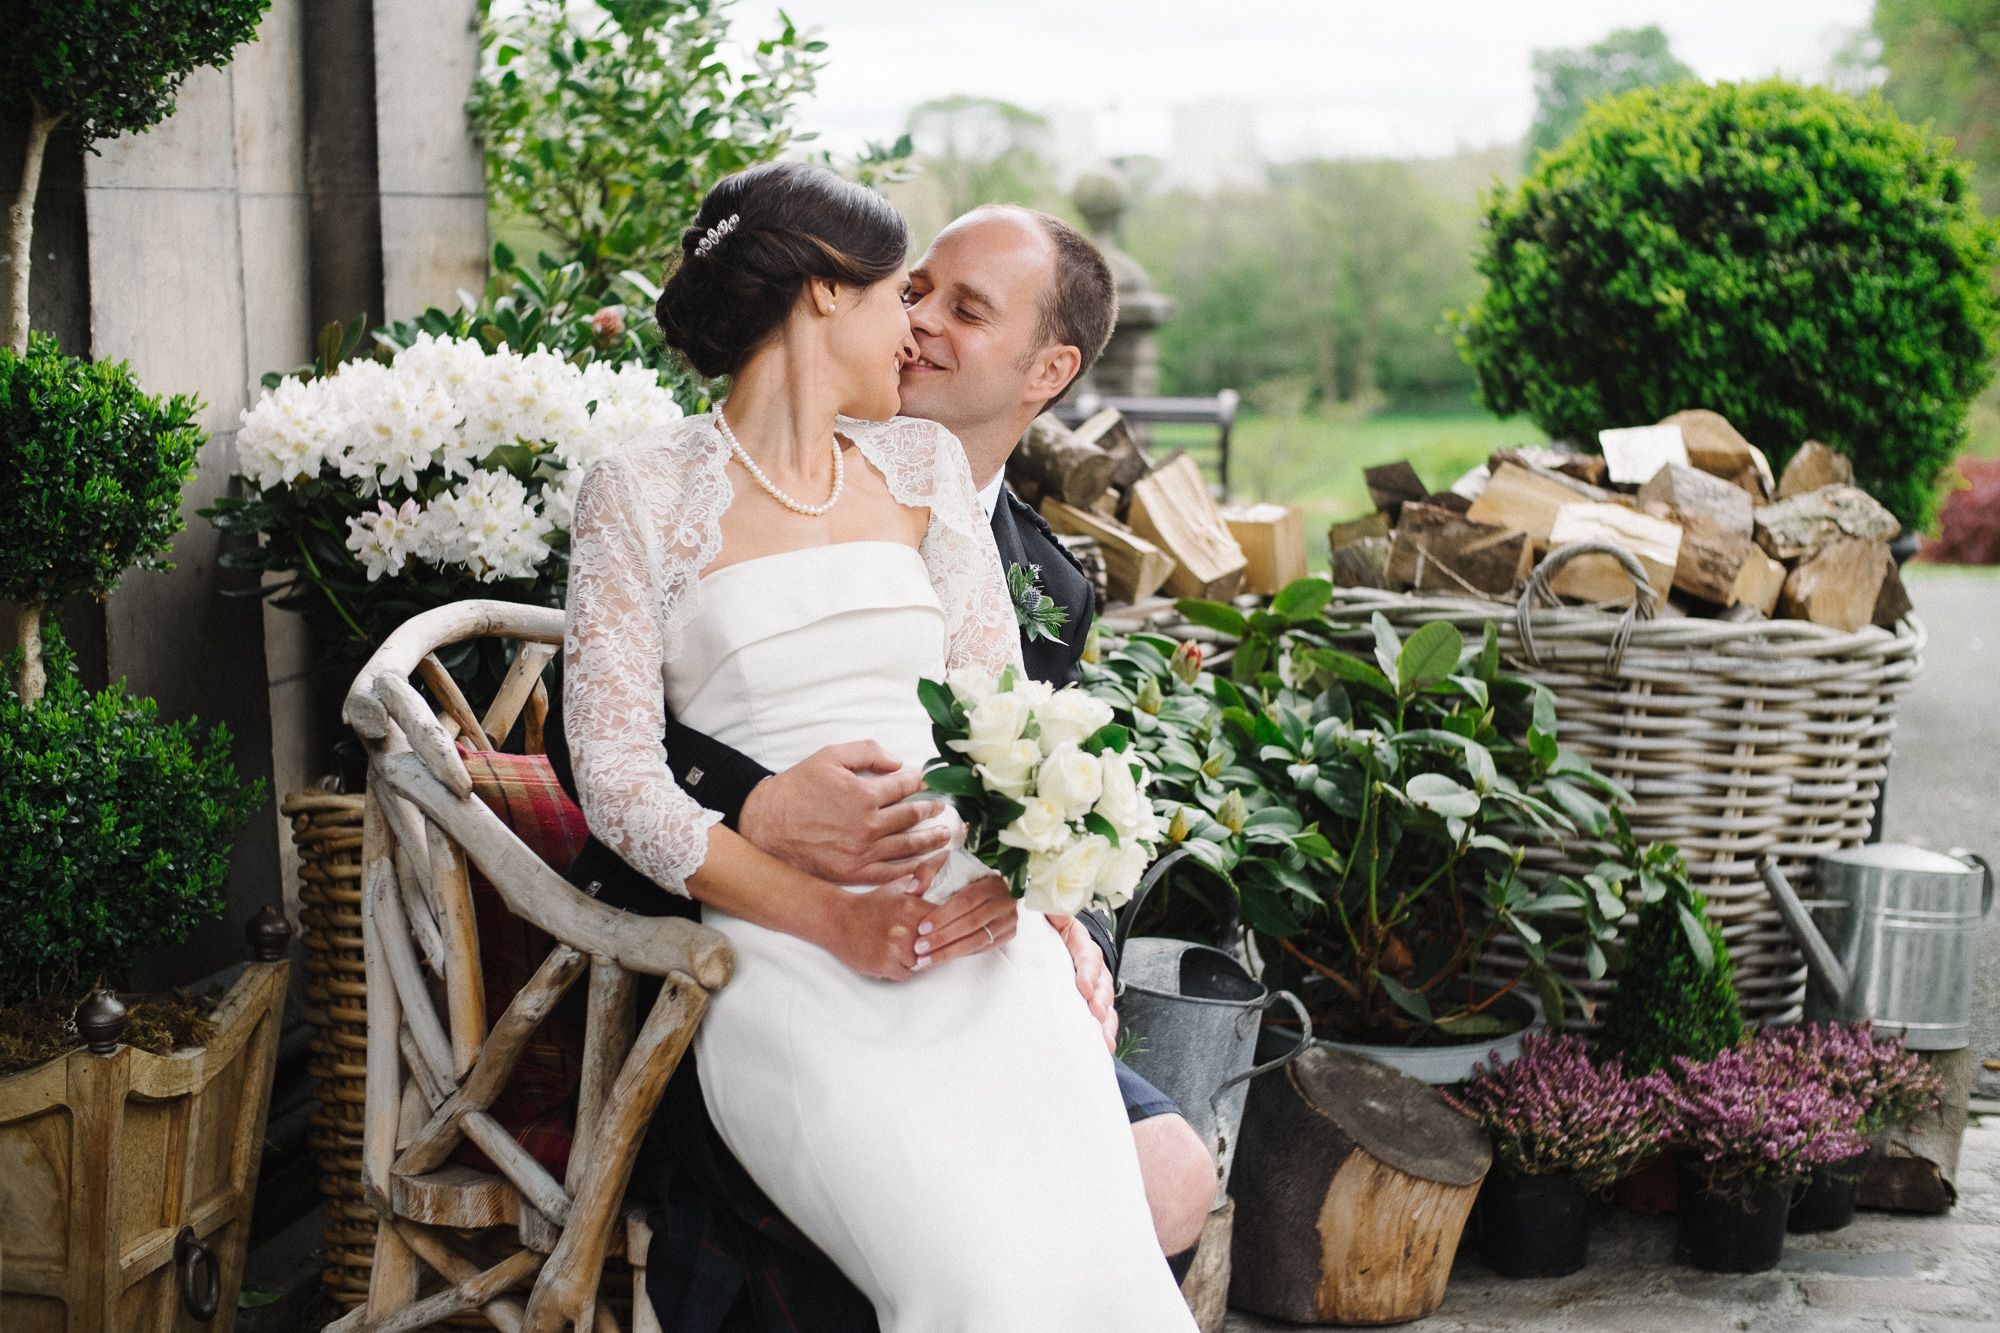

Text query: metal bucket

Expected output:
[1803,845,1994,1050]
[1116,937,1310,1205]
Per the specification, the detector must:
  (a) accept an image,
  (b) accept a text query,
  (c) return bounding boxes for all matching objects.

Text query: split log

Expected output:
[1128,453,1249,600]
[1329,535,1392,590]
[1490,445,1607,487]
[1598,422,1690,485]
[1384,503,1532,598]
[1010,413,1116,509]
[1447,464,1490,504]
[1180,1198,1233,1333]
[1638,462,1754,538]
[1672,527,1760,607]
[1728,548,1790,617]
[1327,511,1391,551]
[1363,461,1428,517]
[1229,1046,1489,1326]
[1465,461,1614,542]
[1659,408,1775,499]
[1778,537,1896,632]
[1754,484,1901,561]
[1072,407,1152,493]
[1041,500,1175,603]
[1777,439,1855,499]
[1220,502,1308,596]
[1547,503,1681,603]
[1860,1047,1974,1214]
[1873,559,1914,628]
[1055,533,1110,609]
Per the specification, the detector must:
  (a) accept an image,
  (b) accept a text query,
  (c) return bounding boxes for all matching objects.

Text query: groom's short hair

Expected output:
[967,205,1118,406]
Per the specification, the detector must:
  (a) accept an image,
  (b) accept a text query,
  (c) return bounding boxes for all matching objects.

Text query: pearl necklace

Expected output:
[715,408,844,517]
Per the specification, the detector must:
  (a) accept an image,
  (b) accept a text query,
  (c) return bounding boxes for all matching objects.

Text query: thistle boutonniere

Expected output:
[1007,561,1068,644]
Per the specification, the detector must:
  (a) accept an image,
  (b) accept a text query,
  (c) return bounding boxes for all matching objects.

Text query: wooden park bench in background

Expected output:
[332,601,732,1332]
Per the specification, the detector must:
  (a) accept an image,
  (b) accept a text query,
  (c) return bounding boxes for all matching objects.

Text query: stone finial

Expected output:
[77,989,129,1054]
[1074,171,1130,240]
[247,903,294,962]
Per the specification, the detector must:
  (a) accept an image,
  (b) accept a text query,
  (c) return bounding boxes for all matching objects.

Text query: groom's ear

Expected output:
[1026,344,1081,406]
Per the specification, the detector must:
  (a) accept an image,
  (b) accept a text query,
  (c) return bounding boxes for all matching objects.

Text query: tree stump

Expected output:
[1860,1046,1975,1214]
[1229,1046,1490,1326]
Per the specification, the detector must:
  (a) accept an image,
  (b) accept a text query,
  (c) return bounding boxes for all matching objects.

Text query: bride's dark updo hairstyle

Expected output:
[655,161,910,379]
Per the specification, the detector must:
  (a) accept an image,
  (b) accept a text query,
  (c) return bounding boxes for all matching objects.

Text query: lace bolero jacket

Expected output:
[562,412,1024,895]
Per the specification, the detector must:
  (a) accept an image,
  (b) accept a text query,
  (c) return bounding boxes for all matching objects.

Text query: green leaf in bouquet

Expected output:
[917,678,959,730]
[987,794,1027,827]
[1081,722,1130,756]
[1084,812,1121,847]
[921,765,981,797]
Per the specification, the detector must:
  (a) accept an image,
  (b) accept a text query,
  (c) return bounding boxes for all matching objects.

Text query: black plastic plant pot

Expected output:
[1476,1168,1590,1278]
[1675,1164,1791,1273]
[1789,1146,1873,1234]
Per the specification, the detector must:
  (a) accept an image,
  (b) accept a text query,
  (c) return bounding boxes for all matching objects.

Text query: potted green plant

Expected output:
[1448,1033,1670,1278]
[1175,580,1640,1081]
[0,335,280,1328]
[1754,1022,1943,1233]
[1664,1043,1869,1274]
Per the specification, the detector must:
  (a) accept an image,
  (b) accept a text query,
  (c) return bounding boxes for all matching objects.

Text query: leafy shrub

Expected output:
[1922,457,2000,564]
[1596,886,1743,1077]
[1460,79,2000,528]
[0,334,203,610]
[0,631,263,1005]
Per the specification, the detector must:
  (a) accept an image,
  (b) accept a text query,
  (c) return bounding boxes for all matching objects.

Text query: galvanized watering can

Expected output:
[1113,848,1312,1205]
[1758,845,1994,1051]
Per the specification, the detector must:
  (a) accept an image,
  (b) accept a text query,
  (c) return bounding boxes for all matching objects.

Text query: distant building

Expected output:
[1163,99,1266,193]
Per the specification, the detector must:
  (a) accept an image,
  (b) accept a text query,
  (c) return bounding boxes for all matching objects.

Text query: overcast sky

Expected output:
[740,1,1878,161]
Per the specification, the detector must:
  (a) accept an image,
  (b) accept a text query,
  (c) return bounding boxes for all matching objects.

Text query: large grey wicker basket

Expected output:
[1309,542,1925,1026]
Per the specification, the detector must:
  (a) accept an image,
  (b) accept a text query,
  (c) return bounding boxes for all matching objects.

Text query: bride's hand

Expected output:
[821,875,939,982]
[912,872,1018,964]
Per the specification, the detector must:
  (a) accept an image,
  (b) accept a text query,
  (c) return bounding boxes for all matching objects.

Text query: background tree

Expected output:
[1523,24,1696,168]
[1871,0,2000,205]
[469,0,829,284]
[902,95,1060,226]
[0,0,270,354]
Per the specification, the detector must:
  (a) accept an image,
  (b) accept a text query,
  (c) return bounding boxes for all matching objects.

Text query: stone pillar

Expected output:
[1073,171,1173,402]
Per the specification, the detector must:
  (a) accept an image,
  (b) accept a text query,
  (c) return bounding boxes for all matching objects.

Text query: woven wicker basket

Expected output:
[284,787,377,1312]
[1310,542,1925,1027]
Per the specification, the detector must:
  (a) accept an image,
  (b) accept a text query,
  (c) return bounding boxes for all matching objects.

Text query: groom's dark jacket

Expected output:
[543,485,1126,1333]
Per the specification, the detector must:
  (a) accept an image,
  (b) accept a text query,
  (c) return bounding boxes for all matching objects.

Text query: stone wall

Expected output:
[0,0,487,992]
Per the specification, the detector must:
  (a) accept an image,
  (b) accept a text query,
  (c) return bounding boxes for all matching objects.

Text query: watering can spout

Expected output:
[1758,856,1851,1005]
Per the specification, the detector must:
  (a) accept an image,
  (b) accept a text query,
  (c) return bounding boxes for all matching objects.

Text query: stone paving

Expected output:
[1225,1119,2000,1333]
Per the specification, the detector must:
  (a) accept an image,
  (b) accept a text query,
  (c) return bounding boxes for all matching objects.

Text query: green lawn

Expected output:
[1153,409,1542,568]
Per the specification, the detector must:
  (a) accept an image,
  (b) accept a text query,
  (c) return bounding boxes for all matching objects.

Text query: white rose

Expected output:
[996,796,1069,854]
[945,666,1000,707]
[951,691,1032,751]
[972,739,1042,801]
[1038,741,1104,821]
[1092,840,1151,910]
[1093,751,1158,843]
[1010,678,1055,710]
[1034,688,1114,755]
[1022,834,1114,915]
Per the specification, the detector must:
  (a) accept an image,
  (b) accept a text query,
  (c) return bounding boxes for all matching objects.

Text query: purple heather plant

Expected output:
[1750,1021,1944,1136]
[1447,1033,1672,1190]
[1665,1045,1871,1199]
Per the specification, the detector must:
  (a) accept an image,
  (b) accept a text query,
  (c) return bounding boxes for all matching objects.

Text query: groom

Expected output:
[552,205,1212,1329]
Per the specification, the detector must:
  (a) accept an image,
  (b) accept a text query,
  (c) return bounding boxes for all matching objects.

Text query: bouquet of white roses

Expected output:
[207,332,680,678]
[918,666,1164,915]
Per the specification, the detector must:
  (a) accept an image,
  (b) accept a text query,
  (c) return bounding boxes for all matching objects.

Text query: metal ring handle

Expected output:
[1208,988,1313,1116]
[1950,848,1994,918]
[1111,844,1194,974]
[1515,540,1659,675]
[175,1226,221,1322]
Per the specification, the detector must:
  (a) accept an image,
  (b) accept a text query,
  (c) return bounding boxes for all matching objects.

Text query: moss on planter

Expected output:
[0,989,219,1076]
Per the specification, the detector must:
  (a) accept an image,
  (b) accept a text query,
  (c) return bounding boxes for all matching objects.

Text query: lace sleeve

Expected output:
[848,416,1022,679]
[562,453,724,894]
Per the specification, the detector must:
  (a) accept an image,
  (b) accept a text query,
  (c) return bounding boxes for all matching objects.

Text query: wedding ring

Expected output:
[982,924,996,946]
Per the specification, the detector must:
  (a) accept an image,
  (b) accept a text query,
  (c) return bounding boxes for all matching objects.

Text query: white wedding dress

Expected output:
[563,414,1196,1333]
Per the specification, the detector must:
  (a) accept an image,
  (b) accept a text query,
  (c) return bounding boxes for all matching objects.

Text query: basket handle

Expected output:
[1515,540,1659,675]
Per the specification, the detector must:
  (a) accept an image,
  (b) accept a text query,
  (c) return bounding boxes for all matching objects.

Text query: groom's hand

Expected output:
[1048,914,1119,1052]
[737,741,956,885]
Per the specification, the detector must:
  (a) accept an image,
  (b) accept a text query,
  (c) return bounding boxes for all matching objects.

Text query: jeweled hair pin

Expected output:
[694,213,740,259]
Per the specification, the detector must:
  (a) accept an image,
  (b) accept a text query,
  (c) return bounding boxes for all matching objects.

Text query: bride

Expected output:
[562,161,1198,1331]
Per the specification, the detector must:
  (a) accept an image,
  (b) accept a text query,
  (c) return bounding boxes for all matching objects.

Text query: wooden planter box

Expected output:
[0,939,289,1333]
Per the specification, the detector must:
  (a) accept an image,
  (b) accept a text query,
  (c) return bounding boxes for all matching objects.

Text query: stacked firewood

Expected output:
[1328,409,1911,632]
[1006,408,1308,607]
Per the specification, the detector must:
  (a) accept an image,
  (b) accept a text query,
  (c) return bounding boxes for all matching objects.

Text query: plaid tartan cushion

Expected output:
[451,747,592,1181]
